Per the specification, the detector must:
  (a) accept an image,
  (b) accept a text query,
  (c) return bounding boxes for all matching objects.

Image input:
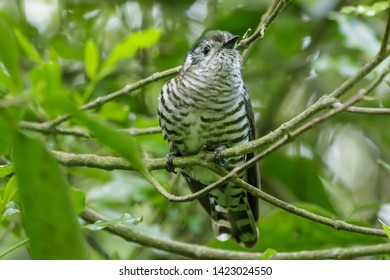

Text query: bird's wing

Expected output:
[242,85,261,222]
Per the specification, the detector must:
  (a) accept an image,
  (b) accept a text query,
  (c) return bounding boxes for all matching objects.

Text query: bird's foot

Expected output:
[166,153,178,174]
[213,145,229,167]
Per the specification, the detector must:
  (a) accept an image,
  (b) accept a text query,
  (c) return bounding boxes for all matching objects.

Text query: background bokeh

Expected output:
[0,0,390,259]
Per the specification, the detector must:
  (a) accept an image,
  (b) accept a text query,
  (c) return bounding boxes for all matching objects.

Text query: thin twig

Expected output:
[380,1,390,56]
[118,127,161,135]
[0,96,29,109]
[20,66,182,130]
[237,0,291,50]
[51,150,234,202]
[226,174,387,238]
[20,122,90,138]
[0,238,30,259]
[20,121,162,138]
[240,0,291,60]
[333,103,390,115]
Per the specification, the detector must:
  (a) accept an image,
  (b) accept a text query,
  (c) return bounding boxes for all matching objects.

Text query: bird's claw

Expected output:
[213,145,229,167]
[166,153,177,174]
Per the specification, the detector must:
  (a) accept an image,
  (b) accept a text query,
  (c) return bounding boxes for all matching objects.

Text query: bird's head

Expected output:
[182,30,241,73]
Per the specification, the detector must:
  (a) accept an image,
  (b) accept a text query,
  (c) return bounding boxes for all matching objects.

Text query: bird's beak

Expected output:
[223,35,240,49]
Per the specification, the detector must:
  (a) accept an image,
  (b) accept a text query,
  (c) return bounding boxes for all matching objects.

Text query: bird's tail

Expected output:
[209,186,258,248]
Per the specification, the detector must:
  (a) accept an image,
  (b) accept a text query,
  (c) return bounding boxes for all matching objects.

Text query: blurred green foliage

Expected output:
[13,131,86,259]
[0,0,390,259]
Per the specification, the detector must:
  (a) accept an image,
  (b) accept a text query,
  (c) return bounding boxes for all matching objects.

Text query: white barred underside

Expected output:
[157,32,259,247]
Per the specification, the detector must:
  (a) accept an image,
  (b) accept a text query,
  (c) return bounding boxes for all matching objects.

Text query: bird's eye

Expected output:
[203,46,210,56]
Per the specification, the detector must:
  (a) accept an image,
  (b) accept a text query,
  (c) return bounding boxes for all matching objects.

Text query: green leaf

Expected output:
[83,213,142,231]
[99,102,129,122]
[13,132,86,259]
[0,105,22,156]
[0,175,18,220]
[0,162,14,178]
[69,188,86,214]
[14,29,42,64]
[378,219,390,238]
[0,16,21,90]
[260,248,277,260]
[3,175,17,206]
[101,28,161,77]
[64,102,148,176]
[0,65,13,91]
[84,39,99,80]
[29,60,69,117]
[341,2,389,17]
[29,62,64,98]
[50,33,83,59]
[378,159,390,174]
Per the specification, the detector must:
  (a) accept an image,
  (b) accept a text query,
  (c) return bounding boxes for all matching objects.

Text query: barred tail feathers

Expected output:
[209,197,233,242]
[209,188,258,248]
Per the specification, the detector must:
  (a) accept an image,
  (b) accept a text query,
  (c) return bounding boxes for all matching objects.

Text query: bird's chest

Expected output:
[175,95,246,155]
[164,72,247,156]
[177,108,222,154]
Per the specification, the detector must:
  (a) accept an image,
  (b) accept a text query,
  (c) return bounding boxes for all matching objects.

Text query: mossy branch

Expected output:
[52,147,388,239]
[81,208,390,260]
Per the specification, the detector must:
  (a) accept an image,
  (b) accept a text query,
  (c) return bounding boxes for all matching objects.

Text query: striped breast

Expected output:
[158,69,250,158]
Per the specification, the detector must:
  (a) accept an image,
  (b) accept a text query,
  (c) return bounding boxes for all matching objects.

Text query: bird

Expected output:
[157,30,260,247]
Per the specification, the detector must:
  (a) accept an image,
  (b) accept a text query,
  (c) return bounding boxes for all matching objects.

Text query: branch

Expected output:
[51,62,390,235]
[333,103,390,115]
[45,67,379,170]
[80,208,390,260]
[51,150,237,203]
[51,68,388,234]
[218,9,390,160]
[20,122,90,138]
[0,96,29,109]
[118,127,161,135]
[330,4,390,100]
[48,66,390,205]
[225,173,388,238]
[52,150,387,238]
[216,66,390,178]
[49,31,390,228]
[20,66,182,130]
[237,0,292,50]
[20,121,161,138]
[380,1,390,56]
[274,243,390,260]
